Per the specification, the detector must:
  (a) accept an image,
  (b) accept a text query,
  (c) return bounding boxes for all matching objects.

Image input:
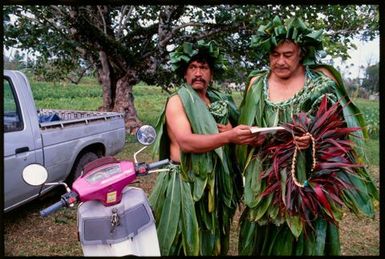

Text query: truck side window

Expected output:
[3,77,23,132]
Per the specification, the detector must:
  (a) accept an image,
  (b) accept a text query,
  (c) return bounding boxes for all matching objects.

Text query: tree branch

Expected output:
[97,5,107,34]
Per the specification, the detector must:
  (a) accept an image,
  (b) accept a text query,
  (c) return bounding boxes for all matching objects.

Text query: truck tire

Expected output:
[71,152,99,183]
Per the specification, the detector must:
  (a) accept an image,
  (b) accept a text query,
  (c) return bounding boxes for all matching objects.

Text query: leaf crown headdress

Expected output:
[251,16,325,65]
[169,40,226,79]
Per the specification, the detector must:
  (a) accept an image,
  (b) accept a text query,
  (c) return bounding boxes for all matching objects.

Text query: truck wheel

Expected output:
[71,152,99,183]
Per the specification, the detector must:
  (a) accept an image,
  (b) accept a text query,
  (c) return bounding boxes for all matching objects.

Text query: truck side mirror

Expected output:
[136,125,157,146]
[22,164,48,186]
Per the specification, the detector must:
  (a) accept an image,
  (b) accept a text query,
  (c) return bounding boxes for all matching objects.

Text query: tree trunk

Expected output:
[98,50,113,111]
[98,70,142,134]
[96,51,142,134]
[113,70,142,135]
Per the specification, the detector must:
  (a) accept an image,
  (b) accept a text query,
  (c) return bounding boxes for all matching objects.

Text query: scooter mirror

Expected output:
[22,164,49,186]
[136,125,157,146]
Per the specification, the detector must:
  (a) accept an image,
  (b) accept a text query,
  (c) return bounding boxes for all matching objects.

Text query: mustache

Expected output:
[192,78,206,84]
[273,65,289,69]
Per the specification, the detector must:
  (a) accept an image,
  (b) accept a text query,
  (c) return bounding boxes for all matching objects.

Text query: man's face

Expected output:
[184,60,213,90]
[269,40,302,79]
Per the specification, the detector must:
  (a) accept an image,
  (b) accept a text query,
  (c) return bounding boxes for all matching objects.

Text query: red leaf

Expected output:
[315,95,329,118]
[301,189,318,213]
[322,138,350,153]
[310,98,341,132]
[261,181,280,198]
[313,184,336,222]
[316,162,362,170]
[320,127,360,139]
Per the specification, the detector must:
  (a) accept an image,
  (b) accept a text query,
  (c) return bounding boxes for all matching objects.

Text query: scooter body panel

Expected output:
[77,186,160,256]
[73,161,137,205]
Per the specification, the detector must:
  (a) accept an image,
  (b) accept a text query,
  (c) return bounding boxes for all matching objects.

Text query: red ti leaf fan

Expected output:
[259,95,363,230]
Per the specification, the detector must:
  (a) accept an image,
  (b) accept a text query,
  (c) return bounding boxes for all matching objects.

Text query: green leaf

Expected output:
[280,167,287,206]
[325,221,341,255]
[250,194,273,221]
[149,171,169,219]
[238,213,258,255]
[267,226,294,255]
[207,174,215,212]
[200,228,217,255]
[193,176,207,201]
[286,214,303,239]
[182,42,194,56]
[267,202,279,219]
[179,178,199,255]
[243,159,263,208]
[295,234,304,255]
[303,229,316,255]
[314,218,327,255]
[156,171,181,255]
[338,172,375,216]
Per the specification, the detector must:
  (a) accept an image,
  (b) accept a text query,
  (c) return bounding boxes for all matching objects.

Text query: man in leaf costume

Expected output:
[236,16,378,256]
[149,40,257,255]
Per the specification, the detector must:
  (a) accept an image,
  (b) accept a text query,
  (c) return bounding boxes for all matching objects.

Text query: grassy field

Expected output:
[3,77,380,256]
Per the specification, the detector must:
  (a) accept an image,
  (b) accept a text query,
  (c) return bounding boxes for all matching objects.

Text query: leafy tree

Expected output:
[3,5,379,132]
[362,63,379,94]
[4,50,26,70]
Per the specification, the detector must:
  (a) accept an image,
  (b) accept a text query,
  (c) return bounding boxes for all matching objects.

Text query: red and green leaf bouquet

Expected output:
[257,95,376,237]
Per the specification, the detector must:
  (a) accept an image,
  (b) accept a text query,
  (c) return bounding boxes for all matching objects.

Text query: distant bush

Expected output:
[354,98,379,139]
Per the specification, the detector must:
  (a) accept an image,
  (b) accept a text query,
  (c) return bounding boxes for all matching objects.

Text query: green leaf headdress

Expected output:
[169,40,226,80]
[251,16,325,65]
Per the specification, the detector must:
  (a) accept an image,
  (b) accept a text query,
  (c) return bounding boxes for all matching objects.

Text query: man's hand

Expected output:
[229,125,259,145]
[246,126,266,147]
[217,122,233,133]
[293,133,311,150]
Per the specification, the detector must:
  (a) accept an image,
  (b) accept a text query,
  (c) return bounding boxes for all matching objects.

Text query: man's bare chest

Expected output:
[268,80,304,103]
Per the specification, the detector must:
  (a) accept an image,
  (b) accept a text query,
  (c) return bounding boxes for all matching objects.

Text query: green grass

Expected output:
[133,85,169,126]
[353,98,380,139]
[364,138,379,166]
[31,79,168,126]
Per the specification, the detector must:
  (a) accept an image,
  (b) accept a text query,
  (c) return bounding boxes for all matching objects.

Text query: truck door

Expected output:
[3,74,43,212]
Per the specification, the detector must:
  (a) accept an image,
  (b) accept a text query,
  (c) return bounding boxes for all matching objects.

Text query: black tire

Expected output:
[70,152,99,183]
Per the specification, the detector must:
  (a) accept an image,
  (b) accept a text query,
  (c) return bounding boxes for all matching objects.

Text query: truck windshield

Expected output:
[3,77,23,132]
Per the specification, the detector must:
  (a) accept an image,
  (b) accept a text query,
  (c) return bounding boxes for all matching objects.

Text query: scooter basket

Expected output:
[77,187,155,245]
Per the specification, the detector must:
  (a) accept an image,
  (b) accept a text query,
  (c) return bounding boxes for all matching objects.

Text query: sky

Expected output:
[331,36,380,79]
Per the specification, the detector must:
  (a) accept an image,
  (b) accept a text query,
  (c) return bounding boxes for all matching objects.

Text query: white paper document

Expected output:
[250,126,285,134]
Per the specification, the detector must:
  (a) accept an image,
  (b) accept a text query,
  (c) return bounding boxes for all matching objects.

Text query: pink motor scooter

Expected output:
[22,125,169,256]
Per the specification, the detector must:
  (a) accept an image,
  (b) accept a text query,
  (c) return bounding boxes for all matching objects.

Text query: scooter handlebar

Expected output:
[147,159,170,170]
[40,199,65,217]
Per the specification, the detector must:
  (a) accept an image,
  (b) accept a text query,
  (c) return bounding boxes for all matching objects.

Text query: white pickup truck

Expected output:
[3,70,126,212]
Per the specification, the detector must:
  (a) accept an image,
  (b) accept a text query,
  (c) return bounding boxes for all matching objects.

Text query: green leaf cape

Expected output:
[149,83,242,255]
[236,66,378,256]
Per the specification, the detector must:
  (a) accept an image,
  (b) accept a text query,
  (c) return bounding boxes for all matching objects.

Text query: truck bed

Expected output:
[38,109,124,130]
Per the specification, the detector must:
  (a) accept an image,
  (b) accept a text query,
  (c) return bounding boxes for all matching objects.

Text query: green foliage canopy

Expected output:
[4,4,379,85]
[3,5,379,130]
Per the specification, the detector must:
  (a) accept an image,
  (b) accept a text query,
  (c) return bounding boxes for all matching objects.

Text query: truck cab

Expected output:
[3,70,126,212]
[4,70,45,211]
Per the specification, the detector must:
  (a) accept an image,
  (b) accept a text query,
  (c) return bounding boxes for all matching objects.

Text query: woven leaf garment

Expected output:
[149,83,242,255]
[236,66,378,256]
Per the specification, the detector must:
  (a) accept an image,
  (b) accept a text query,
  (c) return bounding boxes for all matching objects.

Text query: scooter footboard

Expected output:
[77,187,160,256]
